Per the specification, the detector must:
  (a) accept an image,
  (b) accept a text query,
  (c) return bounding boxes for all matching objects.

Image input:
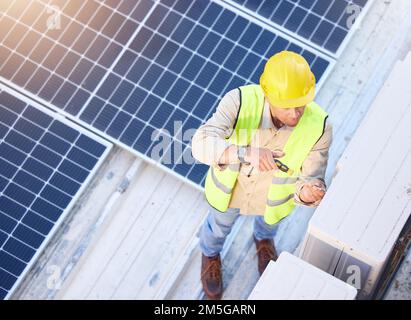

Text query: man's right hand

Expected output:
[244,147,285,171]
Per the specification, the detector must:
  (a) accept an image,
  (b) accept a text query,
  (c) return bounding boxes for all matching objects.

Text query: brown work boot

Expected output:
[254,237,278,275]
[201,254,222,300]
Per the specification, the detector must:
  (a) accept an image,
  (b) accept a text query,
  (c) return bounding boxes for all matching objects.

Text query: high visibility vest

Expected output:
[204,84,328,225]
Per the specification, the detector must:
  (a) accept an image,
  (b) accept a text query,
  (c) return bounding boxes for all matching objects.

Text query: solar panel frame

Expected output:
[0,83,112,300]
[223,0,375,58]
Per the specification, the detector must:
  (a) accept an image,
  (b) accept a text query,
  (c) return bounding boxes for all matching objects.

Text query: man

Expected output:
[191,51,332,300]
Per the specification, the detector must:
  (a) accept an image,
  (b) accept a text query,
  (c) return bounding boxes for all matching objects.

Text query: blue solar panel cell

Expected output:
[157,41,180,67]
[109,80,133,108]
[14,171,44,194]
[200,2,222,27]
[185,25,208,51]
[284,6,307,32]
[213,9,236,34]
[325,27,348,53]
[6,131,36,154]
[4,184,36,208]
[312,20,334,47]
[140,64,164,90]
[272,1,294,25]
[67,147,98,171]
[31,197,62,222]
[0,124,8,140]
[123,88,148,114]
[150,102,175,128]
[22,211,53,236]
[93,104,118,132]
[237,53,261,79]
[4,238,36,263]
[185,0,208,20]
[166,78,190,104]
[79,97,105,125]
[311,57,330,80]
[208,69,232,96]
[188,163,209,186]
[225,15,248,41]
[0,251,26,276]
[0,212,16,234]
[312,0,332,15]
[106,112,132,139]
[137,95,162,122]
[13,224,44,249]
[146,4,169,30]
[171,18,195,43]
[49,173,81,197]
[180,85,203,112]
[0,177,8,193]
[127,57,151,83]
[38,75,64,102]
[0,159,17,180]
[119,118,145,146]
[134,126,156,154]
[158,11,181,36]
[196,62,219,88]
[326,0,348,23]
[0,231,8,247]
[153,72,177,96]
[252,30,275,56]
[0,196,26,220]
[52,83,77,109]
[41,185,72,209]
[182,56,206,81]
[144,34,168,60]
[244,0,262,11]
[0,106,18,126]
[0,268,16,292]
[198,32,221,57]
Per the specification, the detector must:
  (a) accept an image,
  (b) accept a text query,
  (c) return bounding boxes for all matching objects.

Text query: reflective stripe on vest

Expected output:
[204,84,327,222]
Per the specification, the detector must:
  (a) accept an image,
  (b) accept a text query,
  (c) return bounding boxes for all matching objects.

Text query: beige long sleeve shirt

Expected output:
[192,88,333,215]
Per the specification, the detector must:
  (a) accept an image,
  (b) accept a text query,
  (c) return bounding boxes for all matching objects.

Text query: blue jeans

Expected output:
[200,206,285,257]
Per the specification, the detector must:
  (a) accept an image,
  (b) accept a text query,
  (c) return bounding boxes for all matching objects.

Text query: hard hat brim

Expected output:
[264,87,315,109]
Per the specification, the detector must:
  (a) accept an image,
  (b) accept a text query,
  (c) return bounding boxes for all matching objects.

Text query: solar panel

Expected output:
[227,0,370,55]
[0,0,153,116]
[0,85,112,299]
[1,0,341,189]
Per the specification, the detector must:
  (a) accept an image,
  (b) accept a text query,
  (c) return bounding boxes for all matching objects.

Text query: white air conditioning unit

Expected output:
[248,252,357,300]
[299,54,411,299]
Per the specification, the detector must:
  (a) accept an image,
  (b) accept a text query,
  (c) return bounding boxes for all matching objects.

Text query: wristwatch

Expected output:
[237,146,248,163]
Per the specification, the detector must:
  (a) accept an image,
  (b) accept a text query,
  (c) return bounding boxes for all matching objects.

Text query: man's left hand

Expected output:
[299,179,326,204]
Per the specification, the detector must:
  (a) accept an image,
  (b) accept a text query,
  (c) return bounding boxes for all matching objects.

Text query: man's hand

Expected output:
[244,147,285,172]
[299,179,326,204]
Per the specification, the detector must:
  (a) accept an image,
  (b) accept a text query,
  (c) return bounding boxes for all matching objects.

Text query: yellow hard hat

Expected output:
[260,51,316,108]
